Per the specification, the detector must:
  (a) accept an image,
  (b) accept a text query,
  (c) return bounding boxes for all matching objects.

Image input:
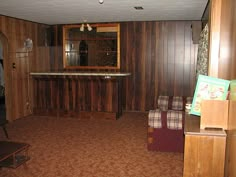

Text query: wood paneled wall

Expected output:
[0,15,50,121]
[208,1,236,177]
[0,17,199,119]
[208,0,236,79]
[34,21,199,113]
[120,21,198,111]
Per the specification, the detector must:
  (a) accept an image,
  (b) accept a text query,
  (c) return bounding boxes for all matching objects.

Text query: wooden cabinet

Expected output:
[184,134,226,177]
[62,23,120,69]
[183,115,226,177]
[225,101,236,177]
[200,100,229,130]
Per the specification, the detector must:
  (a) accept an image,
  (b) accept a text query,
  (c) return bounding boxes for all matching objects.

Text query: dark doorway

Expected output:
[0,36,8,138]
[0,60,6,122]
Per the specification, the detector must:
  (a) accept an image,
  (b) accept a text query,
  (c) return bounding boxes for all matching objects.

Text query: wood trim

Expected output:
[62,23,120,70]
[184,135,226,177]
[208,0,222,77]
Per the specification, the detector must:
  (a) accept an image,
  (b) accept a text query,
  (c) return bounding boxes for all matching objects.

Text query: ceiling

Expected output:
[0,0,208,25]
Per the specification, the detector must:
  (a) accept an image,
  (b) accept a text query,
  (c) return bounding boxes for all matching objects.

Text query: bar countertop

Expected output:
[184,114,226,137]
[30,71,131,77]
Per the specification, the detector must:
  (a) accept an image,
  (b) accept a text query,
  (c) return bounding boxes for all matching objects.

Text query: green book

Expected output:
[230,80,236,100]
[190,75,230,116]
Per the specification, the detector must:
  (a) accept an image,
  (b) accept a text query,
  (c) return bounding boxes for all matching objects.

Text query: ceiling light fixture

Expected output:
[80,24,85,31]
[80,23,92,32]
[98,0,104,4]
[87,24,92,31]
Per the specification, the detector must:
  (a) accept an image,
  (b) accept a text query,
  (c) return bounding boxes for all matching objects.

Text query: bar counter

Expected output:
[30,71,131,119]
[30,71,131,77]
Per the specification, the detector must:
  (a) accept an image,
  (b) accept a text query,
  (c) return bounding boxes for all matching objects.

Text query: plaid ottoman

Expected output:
[147,110,185,153]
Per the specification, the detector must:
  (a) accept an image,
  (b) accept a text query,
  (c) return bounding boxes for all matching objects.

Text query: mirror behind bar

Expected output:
[63,23,120,69]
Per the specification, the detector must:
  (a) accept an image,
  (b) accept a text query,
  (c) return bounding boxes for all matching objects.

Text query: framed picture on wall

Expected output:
[190,74,230,116]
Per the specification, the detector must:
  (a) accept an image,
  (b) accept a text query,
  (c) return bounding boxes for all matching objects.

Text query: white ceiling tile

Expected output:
[0,0,208,25]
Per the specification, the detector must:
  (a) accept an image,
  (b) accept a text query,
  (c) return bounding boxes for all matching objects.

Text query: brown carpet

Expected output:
[0,112,183,177]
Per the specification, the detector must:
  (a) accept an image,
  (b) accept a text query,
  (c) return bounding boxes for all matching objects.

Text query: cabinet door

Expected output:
[183,135,226,177]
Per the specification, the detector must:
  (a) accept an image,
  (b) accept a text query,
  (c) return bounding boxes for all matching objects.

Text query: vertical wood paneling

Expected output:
[232,0,236,77]
[145,22,158,109]
[174,22,184,95]
[208,0,222,78]
[121,21,198,111]
[217,0,233,78]
[33,77,119,118]
[218,0,236,79]
[226,101,236,177]
[208,1,236,75]
[184,23,192,93]
[1,18,201,118]
[0,15,50,121]
[208,1,236,177]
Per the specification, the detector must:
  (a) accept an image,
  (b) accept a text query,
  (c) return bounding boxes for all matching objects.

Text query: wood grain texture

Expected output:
[0,15,50,121]
[120,21,198,111]
[0,28,11,122]
[32,77,119,119]
[184,135,226,177]
[208,0,222,77]
[208,2,236,175]
[0,2,236,121]
[0,19,201,117]
[225,101,236,177]
[208,0,236,79]
[32,21,199,114]
[200,100,229,129]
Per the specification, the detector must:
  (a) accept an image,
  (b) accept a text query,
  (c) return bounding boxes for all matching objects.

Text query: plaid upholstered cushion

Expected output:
[157,96,169,111]
[172,96,183,110]
[148,109,162,128]
[167,110,183,130]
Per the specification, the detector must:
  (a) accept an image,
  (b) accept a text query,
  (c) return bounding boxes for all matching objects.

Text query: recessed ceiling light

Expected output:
[98,0,104,4]
[134,6,144,10]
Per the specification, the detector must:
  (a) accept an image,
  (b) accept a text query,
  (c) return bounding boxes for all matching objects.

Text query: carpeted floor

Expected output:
[0,112,183,177]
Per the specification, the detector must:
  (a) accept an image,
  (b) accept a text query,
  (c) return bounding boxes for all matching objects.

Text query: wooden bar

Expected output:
[30,72,130,119]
